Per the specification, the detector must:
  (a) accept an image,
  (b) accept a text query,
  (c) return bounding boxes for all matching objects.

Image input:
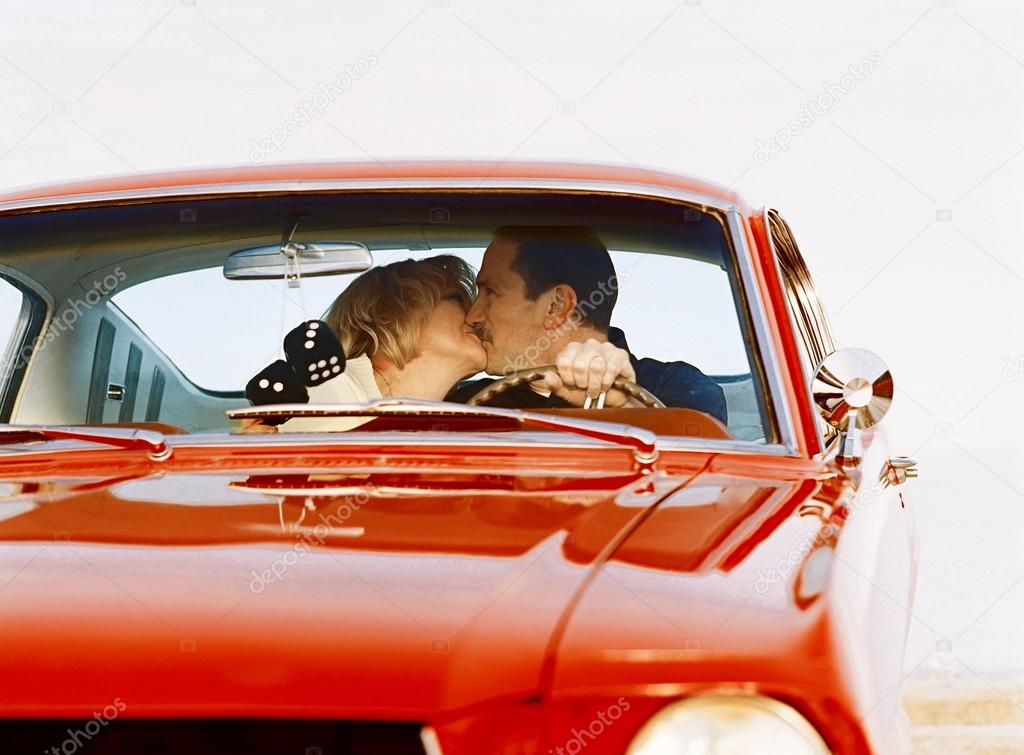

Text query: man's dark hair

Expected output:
[494,225,618,332]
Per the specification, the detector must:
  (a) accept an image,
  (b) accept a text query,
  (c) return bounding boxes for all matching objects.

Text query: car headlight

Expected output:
[626,694,830,754]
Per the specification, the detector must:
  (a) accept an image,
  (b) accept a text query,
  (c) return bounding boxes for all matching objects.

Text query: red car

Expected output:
[0,161,917,754]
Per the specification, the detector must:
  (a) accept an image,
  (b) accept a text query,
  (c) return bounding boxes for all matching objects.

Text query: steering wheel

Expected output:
[467,364,666,408]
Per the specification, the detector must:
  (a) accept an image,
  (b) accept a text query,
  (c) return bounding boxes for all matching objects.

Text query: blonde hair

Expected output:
[324,255,477,369]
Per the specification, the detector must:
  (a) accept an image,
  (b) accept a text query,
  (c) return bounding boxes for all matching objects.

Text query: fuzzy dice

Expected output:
[282,319,346,387]
[245,320,347,410]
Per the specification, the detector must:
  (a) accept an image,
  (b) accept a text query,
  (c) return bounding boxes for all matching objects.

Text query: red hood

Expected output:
[552,473,840,693]
[0,442,827,720]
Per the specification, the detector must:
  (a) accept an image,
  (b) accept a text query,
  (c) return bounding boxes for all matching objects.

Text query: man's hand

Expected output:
[538,339,638,407]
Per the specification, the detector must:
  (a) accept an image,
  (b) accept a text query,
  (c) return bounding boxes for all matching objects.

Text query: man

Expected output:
[446,226,727,424]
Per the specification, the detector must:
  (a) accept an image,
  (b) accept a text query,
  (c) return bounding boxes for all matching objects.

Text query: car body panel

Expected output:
[0,161,916,754]
[0,161,743,213]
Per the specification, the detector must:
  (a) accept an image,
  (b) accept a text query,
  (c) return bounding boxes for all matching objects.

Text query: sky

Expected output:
[2,0,1023,683]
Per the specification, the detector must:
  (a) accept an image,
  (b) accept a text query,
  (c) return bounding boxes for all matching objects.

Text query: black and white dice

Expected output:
[283,319,346,387]
[245,359,308,406]
[246,319,348,412]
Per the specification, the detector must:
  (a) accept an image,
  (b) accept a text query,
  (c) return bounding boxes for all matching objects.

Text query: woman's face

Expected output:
[418,297,487,376]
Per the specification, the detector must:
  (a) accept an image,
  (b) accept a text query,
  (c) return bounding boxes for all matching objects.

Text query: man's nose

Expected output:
[465,295,485,326]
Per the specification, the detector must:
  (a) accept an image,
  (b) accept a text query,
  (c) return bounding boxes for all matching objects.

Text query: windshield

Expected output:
[0,190,774,443]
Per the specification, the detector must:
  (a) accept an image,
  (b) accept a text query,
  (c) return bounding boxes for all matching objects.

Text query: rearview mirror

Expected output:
[223,241,373,282]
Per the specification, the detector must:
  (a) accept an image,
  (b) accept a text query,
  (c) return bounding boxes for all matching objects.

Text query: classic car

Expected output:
[0,161,917,754]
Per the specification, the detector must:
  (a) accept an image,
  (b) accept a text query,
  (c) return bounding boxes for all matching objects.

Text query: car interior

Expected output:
[0,191,774,443]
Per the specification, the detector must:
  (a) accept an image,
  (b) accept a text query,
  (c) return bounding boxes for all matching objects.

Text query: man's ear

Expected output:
[545,284,579,328]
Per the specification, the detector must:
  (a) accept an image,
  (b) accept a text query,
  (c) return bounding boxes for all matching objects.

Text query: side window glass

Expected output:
[0,278,25,354]
[0,275,37,419]
[0,277,28,375]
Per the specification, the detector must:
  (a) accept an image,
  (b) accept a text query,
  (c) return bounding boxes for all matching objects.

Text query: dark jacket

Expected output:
[445,327,728,425]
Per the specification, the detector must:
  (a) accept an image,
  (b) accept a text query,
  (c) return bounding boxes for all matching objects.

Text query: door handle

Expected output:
[881,456,919,488]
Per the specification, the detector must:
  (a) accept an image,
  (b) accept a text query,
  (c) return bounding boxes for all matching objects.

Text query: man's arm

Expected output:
[548,339,729,424]
[640,360,728,425]
[449,340,719,412]
[446,340,638,407]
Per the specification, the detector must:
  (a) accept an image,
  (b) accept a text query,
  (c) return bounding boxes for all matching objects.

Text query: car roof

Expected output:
[0,160,749,213]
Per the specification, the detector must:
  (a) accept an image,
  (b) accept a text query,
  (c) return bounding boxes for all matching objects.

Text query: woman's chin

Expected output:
[465,342,488,373]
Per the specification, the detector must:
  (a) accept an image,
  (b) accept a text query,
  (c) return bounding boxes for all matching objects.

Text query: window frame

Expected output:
[0,180,802,456]
[0,272,48,422]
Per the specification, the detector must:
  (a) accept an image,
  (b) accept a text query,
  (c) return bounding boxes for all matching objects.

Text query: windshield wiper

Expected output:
[228,398,659,468]
[0,424,171,460]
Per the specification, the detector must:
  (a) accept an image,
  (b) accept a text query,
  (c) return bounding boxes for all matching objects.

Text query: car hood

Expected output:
[0,447,826,719]
[550,470,841,696]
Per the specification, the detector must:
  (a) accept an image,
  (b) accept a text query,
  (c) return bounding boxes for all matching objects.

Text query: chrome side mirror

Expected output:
[812,348,893,468]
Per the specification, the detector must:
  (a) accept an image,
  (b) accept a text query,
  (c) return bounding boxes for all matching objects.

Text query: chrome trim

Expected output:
[881,456,919,488]
[761,205,825,455]
[0,430,795,460]
[193,431,795,457]
[0,424,171,459]
[0,177,725,215]
[229,398,660,468]
[726,209,798,454]
[0,174,799,456]
[229,482,618,497]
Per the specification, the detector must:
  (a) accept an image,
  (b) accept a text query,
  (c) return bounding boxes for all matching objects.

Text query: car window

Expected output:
[0,278,25,359]
[0,276,28,377]
[113,248,749,391]
[113,269,353,392]
[113,244,763,441]
[6,192,778,442]
[0,275,34,421]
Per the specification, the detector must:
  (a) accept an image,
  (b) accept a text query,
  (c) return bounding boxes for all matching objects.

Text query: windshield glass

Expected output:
[0,191,774,443]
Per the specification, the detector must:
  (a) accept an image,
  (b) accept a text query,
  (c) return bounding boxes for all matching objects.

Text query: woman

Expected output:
[242,254,486,432]
[327,253,485,400]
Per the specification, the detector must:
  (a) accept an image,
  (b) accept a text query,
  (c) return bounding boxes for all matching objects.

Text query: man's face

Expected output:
[466,238,549,375]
